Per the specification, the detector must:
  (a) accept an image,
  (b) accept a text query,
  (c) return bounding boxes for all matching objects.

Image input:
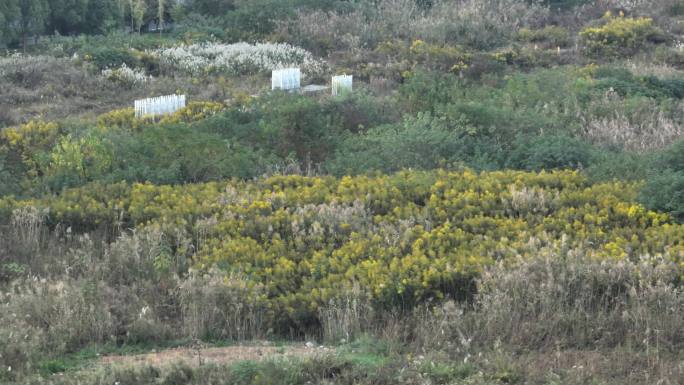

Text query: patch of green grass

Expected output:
[420,361,476,383]
[231,360,261,384]
[335,336,393,370]
[37,344,112,376]
[338,335,392,356]
[340,352,389,369]
[40,360,67,374]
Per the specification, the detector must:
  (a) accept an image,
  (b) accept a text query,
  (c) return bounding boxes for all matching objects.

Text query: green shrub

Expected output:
[420,361,474,383]
[586,151,653,182]
[231,360,261,385]
[41,360,67,374]
[172,13,228,42]
[256,94,339,162]
[105,124,272,185]
[644,76,684,98]
[398,71,459,113]
[0,262,27,283]
[0,154,20,196]
[161,364,196,385]
[508,134,594,171]
[325,112,476,175]
[591,66,684,99]
[670,1,684,16]
[85,47,140,70]
[640,170,684,222]
[661,138,684,171]
[44,133,114,190]
[639,139,684,222]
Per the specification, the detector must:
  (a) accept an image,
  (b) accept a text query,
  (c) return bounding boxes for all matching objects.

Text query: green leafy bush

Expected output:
[640,139,684,222]
[105,124,272,185]
[0,262,26,283]
[325,111,507,174]
[85,47,140,71]
[398,71,459,113]
[660,138,684,170]
[0,155,20,196]
[508,134,594,171]
[587,151,653,182]
[592,66,684,99]
[640,170,684,222]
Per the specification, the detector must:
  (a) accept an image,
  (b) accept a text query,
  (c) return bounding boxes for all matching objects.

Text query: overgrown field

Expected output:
[2,0,684,384]
[1,170,683,383]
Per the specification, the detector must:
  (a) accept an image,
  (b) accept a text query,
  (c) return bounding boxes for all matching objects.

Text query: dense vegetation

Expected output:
[2,170,683,383]
[2,0,684,384]
[3,169,683,326]
[4,65,684,215]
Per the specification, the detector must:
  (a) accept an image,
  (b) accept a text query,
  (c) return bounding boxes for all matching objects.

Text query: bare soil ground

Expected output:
[100,343,325,368]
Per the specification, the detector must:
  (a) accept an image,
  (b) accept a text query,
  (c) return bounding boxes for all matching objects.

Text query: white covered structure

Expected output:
[332,75,353,96]
[134,94,186,118]
[272,68,301,91]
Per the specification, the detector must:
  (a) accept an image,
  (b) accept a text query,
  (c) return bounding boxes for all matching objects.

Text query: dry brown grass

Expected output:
[0,54,240,126]
[624,60,684,77]
[100,343,322,368]
[470,253,683,352]
[179,268,267,341]
[502,348,684,385]
[10,206,49,252]
[318,284,374,344]
[579,89,684,152]
[582,110,684,151]
[279,0,548,54]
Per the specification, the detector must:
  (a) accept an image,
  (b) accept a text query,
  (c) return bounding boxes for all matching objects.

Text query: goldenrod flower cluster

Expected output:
[2,170,682,323]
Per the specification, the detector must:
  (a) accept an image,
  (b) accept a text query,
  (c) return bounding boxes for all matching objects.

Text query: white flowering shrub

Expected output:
[101,63,148,88]
[155,42,326,77]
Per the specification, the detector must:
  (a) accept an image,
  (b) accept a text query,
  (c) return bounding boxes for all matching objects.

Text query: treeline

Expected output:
[0,0,600,49]
[0,0,211,48]
[0,0,152,47]
[0,0,667,49]
[0,0,346,48]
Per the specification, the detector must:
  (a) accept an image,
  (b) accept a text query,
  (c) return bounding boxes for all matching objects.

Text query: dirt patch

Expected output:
[100,343,326,368]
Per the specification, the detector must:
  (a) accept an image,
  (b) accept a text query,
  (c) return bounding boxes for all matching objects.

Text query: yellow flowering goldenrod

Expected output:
[1,169,682,320]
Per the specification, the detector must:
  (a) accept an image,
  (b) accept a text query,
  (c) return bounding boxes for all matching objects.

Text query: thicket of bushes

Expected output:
[1,170,682,330]
[3,63,684,217]
[1,170,682,382]
[5,254,683,384]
